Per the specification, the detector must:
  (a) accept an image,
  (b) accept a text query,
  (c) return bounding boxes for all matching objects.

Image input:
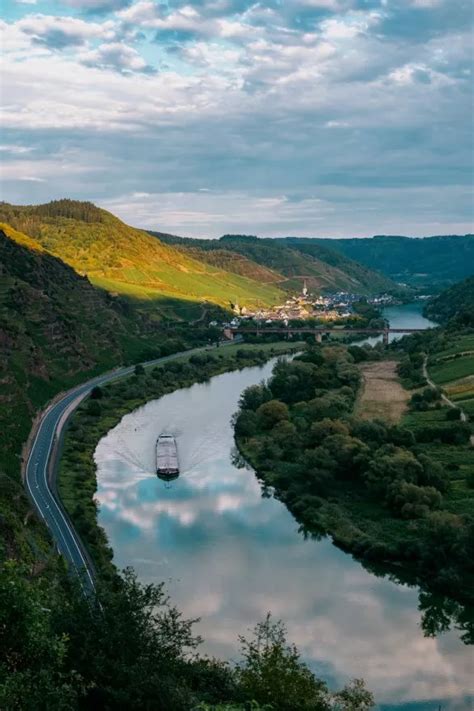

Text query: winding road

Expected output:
[24,346,213,597]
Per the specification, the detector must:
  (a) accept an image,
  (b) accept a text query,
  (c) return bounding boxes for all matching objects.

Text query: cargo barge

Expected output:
[156,433,179,480]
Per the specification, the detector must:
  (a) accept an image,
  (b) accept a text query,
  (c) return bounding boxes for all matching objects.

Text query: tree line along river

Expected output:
[94,303,473,710]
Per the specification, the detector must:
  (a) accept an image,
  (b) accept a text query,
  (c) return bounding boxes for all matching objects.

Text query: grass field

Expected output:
[429,355,474,385]
[430,334,474,359]
[356,360,409,423]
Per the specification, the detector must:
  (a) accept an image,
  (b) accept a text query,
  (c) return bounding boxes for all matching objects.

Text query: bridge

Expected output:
[226,327,426,345]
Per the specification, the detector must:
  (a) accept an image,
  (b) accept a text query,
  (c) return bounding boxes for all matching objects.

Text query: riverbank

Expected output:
[233,342,474,609]
[58,341,304,579]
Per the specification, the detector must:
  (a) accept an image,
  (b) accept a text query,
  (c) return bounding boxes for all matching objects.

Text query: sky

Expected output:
[0,0,473,238]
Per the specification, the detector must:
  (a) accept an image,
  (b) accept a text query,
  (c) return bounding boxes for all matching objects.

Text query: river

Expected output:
[95,303,473,710]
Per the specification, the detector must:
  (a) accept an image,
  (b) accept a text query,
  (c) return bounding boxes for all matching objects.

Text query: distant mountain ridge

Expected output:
[284,235,474,289]
[154,232,402,296]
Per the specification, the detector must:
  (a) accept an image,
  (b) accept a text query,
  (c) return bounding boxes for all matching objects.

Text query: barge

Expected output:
[156,433,179,480]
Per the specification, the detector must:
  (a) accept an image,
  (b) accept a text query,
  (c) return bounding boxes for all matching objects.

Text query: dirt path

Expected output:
[356,360,410,423]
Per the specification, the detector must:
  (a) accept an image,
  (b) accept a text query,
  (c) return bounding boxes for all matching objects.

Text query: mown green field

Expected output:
[429,355,474,384]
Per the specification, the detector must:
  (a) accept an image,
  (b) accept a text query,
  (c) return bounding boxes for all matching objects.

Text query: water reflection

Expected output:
[95,347,473,710]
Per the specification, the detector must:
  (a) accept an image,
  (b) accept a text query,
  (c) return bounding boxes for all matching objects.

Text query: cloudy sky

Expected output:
[1,0,473,237]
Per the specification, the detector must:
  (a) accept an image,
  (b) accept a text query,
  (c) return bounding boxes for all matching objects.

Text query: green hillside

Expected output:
[156,233,400,296]
[0,223,181,480]
[0,201,284,310]
[275,236,403,294]
[424,276,474,325]
[297,235,474,290]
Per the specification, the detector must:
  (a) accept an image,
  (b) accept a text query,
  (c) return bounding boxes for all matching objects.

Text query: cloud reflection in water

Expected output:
[95,360,473,709]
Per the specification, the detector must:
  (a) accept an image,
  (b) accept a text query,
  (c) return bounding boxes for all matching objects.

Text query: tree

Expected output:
[256,400,290,430]
[0,562,82,710]
[90,385,103,400]
[134,364,145,376]
[271,420,298,455]
[332,678,374,711]
[364,447,423,496]
[308,418,349,446]
[87,400,101,417]
[235,410,258,438]
[386,481,442,519]
[269,361,324,404]
[322,435,369,479]
[235,615,331,711]
[417,454,449,493]
[61,568,202,710]
[306,393,349,422]
[239,383,272,412]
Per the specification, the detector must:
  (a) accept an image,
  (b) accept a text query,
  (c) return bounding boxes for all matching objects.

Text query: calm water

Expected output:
[360,301,438,346]
[95,304,473,710]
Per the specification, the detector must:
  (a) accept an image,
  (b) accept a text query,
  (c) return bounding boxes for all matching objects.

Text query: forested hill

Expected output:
[154,232,401,296]
[0,200,284,310]
[0,223,169,479]
[285,235,474,289]
[424,276,474,325]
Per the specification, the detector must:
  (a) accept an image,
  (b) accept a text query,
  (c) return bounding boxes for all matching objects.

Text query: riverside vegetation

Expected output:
[0,200,386,709]
[58,343,303,578]
[233,323,474,636]
[0,342,376,710]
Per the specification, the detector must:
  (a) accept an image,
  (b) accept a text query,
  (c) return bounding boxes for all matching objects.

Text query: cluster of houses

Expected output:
[211,282,399,329]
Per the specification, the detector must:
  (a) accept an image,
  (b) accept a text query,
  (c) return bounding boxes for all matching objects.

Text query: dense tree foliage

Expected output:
[0,564,374,710]
[424,275,474,325]
[234,344,474,606]
[293,235,474,290]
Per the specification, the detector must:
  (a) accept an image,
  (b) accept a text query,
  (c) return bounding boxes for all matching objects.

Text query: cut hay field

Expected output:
[355,360,410,423]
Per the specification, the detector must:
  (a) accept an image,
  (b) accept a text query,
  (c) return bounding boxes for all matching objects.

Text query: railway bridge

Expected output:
[225,327,427,345]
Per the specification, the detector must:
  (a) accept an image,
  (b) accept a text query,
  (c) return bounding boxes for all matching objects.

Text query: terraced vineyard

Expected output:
[428,334,474,414]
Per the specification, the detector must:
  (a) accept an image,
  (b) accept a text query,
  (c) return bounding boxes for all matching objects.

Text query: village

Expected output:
[211,282,400,329]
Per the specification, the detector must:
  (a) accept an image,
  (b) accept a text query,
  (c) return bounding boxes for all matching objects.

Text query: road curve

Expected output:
[24,346,211,597]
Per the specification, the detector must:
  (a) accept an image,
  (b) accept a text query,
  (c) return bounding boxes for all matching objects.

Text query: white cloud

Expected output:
[0,144,35,154]
[17,14,116,48]
[0,0,472,235]
[80,41,154,72]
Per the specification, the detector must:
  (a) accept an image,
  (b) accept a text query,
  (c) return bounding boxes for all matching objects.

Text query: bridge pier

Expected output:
[383,330,389,346]
[315,332,323,343]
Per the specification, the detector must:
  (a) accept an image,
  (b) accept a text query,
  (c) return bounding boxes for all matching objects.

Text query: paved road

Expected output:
[24,346,212,597]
